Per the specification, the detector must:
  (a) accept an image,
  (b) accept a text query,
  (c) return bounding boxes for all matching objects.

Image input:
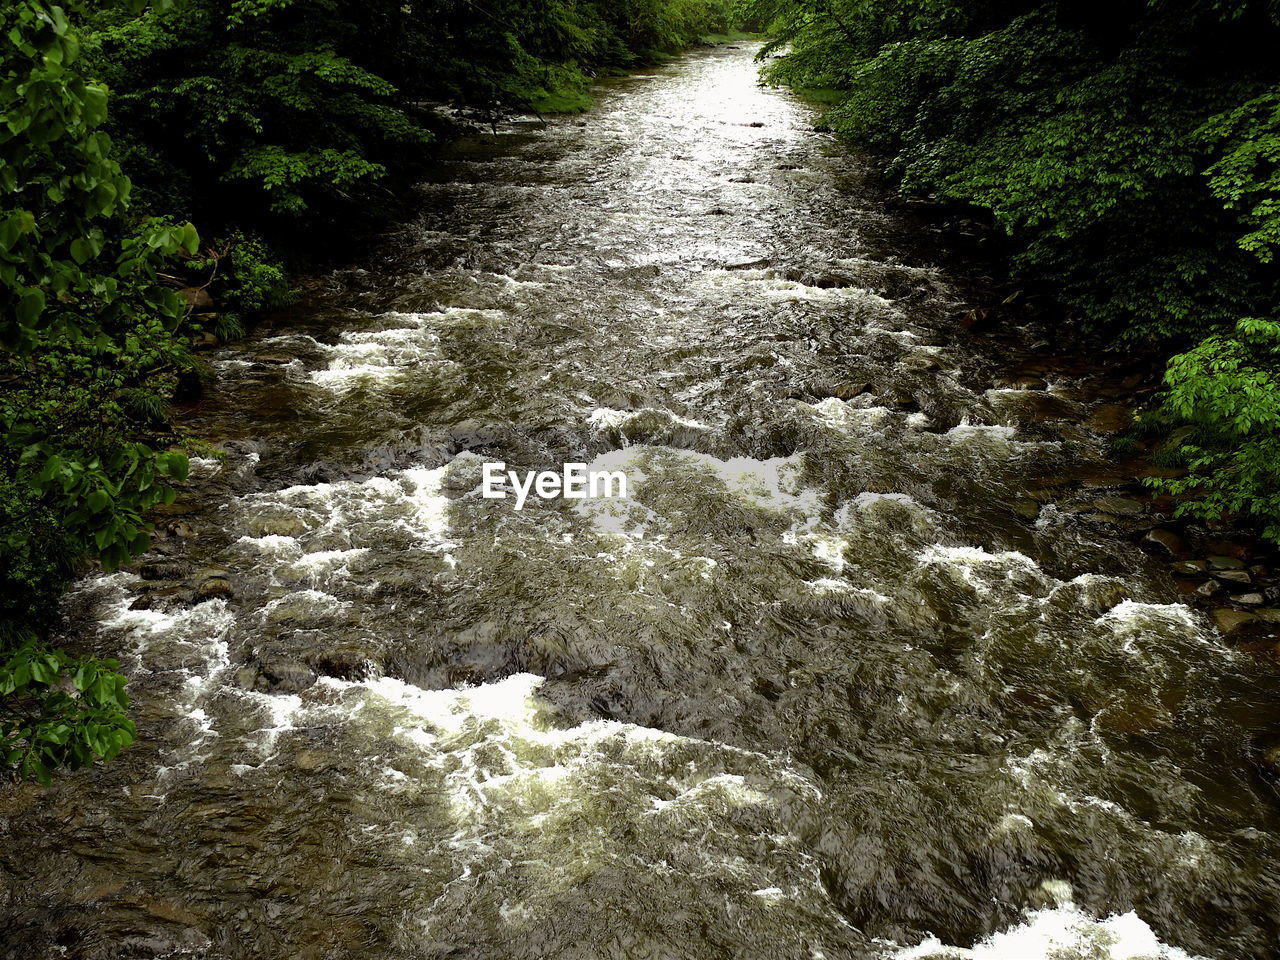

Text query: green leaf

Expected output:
[82,83,108,127]
[162,450,190,482]
[16,288,46,328]
[70,236,97,264]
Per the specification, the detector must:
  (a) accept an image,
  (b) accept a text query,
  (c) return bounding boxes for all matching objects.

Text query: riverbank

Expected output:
[870,197,1280,651]
[750,0,1280,565]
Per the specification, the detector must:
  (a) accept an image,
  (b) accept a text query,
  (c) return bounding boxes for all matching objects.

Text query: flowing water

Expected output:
[5,46,1280,960]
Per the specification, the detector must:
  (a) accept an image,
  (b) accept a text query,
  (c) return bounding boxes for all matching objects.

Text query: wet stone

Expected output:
[160,519,197,538]
[308,646,381,681]
[1171,560,1207,576]
[246,515,311,538]
[151,501,199,516]
[1012,499,1040,521]
[1213,609,1260,633]
[257,658,317,693]
[137,560,190,581]
[196,577,235,601]
[1215,570,1252,585]
[129,586,193,611]
[1091,497,1145,517]
[1087,404,1132,432]
[1261,744,1280,777]
[1142,528,1185,557]
[1235,593,1266,606]
[295,749,332,773]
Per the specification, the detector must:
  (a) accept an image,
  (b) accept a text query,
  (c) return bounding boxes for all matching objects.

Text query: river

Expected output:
[3,44,1280,960]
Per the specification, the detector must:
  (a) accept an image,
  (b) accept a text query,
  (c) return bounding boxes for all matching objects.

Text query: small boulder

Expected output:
[1215,570,1252,585]
[138,561,190,581]
[196,577,234,601]
[1261,744,1280,777]
[1013,499,1041,521]
[258,659,317,693]
[959,306,996,332]
[309,647,380,681]
[1142,528,1185,557]
[294,749,332,773]
[247,515,310,538]
[1171,560,1207,576]
[831,382,870,400]
[1213,609,1260,634]
[1092,497,1145,517]
[130,587,193,611]
[180,287,214,312]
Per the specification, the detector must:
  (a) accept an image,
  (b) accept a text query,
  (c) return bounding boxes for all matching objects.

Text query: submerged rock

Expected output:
[309,645,381,681]
[196,577,235,601]
[1258,742,1280,777]
[137,560,190,581]
[1213,609,1260,634]
[130,586,194,611]
[246,515,311,538]
[1012,499,1040,521]
[1091,496,1145,517]
[257,658,317,693]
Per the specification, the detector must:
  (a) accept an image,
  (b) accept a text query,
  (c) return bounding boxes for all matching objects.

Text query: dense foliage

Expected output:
[2,0,742,781]
[1,0,194,782]
[746,0,1280,540]
[84,0,742,245]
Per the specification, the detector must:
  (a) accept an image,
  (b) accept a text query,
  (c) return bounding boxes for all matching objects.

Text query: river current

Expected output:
[3,45,1280,960]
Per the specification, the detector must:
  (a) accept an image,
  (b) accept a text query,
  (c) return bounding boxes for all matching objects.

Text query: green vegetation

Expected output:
[2,0,194,782]
[81,0,743,250]
[746,0,1280,540]
[1,0,740,781]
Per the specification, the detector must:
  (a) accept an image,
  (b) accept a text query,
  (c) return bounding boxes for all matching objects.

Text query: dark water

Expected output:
[4,46,1280,960]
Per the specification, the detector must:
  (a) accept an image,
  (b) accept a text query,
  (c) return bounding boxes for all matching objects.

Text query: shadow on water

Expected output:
[3,45,1280,960]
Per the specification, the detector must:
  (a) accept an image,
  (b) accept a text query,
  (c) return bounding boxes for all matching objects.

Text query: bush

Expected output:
[1,0,194,782]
